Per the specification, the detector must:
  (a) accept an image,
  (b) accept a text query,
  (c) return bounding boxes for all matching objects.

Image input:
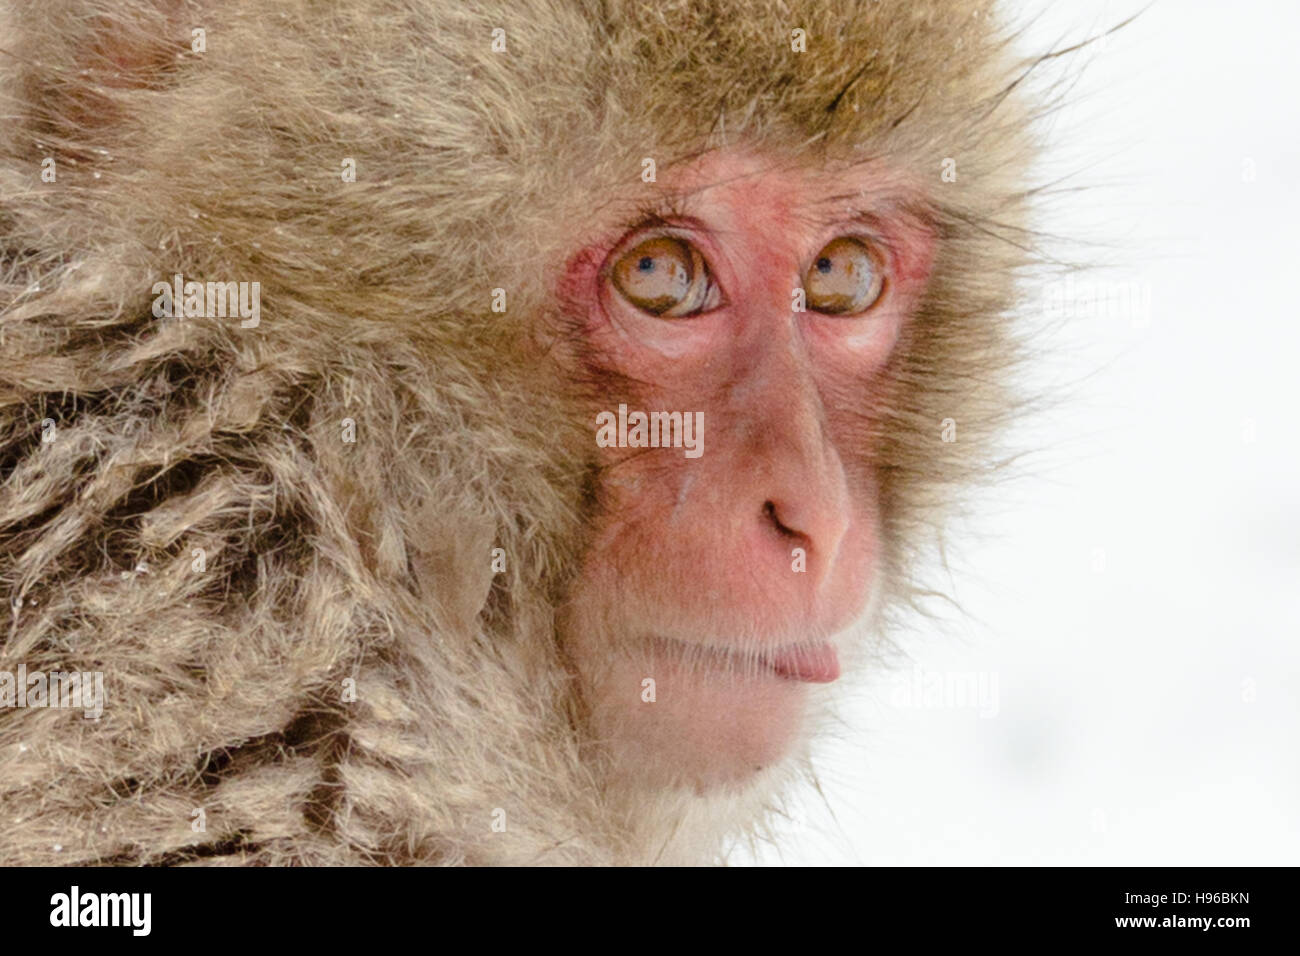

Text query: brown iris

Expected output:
[611,236,716,317]
[804,237,885,315]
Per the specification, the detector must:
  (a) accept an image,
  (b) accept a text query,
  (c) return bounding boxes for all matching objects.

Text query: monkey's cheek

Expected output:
[584,646,811,791]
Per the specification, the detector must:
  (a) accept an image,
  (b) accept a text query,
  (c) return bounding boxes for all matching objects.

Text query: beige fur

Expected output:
[0,0,1041,864]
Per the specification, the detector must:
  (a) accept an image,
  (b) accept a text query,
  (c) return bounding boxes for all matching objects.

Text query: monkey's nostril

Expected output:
[763,500,798,538]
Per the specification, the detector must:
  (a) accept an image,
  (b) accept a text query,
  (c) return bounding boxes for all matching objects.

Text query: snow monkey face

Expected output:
[556,151,937,790]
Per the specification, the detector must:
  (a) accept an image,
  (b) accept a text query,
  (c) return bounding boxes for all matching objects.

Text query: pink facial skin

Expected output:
[557,151,936,790]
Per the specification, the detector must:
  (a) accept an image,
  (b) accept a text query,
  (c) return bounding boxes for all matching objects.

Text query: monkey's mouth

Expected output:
[646,636,841,683]
[765,643,841,683]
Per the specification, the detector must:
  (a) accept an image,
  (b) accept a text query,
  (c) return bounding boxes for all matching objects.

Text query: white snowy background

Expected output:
[739,0,1300,866]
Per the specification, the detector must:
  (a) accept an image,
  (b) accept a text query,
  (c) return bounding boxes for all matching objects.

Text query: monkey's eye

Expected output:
[804,237,886,315]
[610,236,720,317]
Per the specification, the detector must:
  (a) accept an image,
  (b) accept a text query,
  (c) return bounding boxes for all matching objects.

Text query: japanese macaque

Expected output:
[0,0,1040,864]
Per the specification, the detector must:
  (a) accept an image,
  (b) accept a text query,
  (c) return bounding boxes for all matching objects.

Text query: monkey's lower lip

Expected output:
[649,637,841,684]
[763,644,841,683]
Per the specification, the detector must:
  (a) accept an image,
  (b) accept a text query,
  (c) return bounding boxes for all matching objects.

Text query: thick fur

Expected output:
[0,0,1038,865]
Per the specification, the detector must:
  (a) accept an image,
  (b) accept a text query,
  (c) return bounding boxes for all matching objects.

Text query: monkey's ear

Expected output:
[6,0,193,136]
[408,501,499,636]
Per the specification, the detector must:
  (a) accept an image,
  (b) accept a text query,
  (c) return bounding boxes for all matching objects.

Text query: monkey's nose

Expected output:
[761,495,849,578]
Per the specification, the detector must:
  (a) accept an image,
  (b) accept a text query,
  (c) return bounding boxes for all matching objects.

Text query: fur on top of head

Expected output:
[0,0,1039,865]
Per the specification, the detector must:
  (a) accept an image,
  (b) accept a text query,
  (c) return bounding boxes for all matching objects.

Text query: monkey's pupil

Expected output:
[816,257,832,274]
[638,256,655,272]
